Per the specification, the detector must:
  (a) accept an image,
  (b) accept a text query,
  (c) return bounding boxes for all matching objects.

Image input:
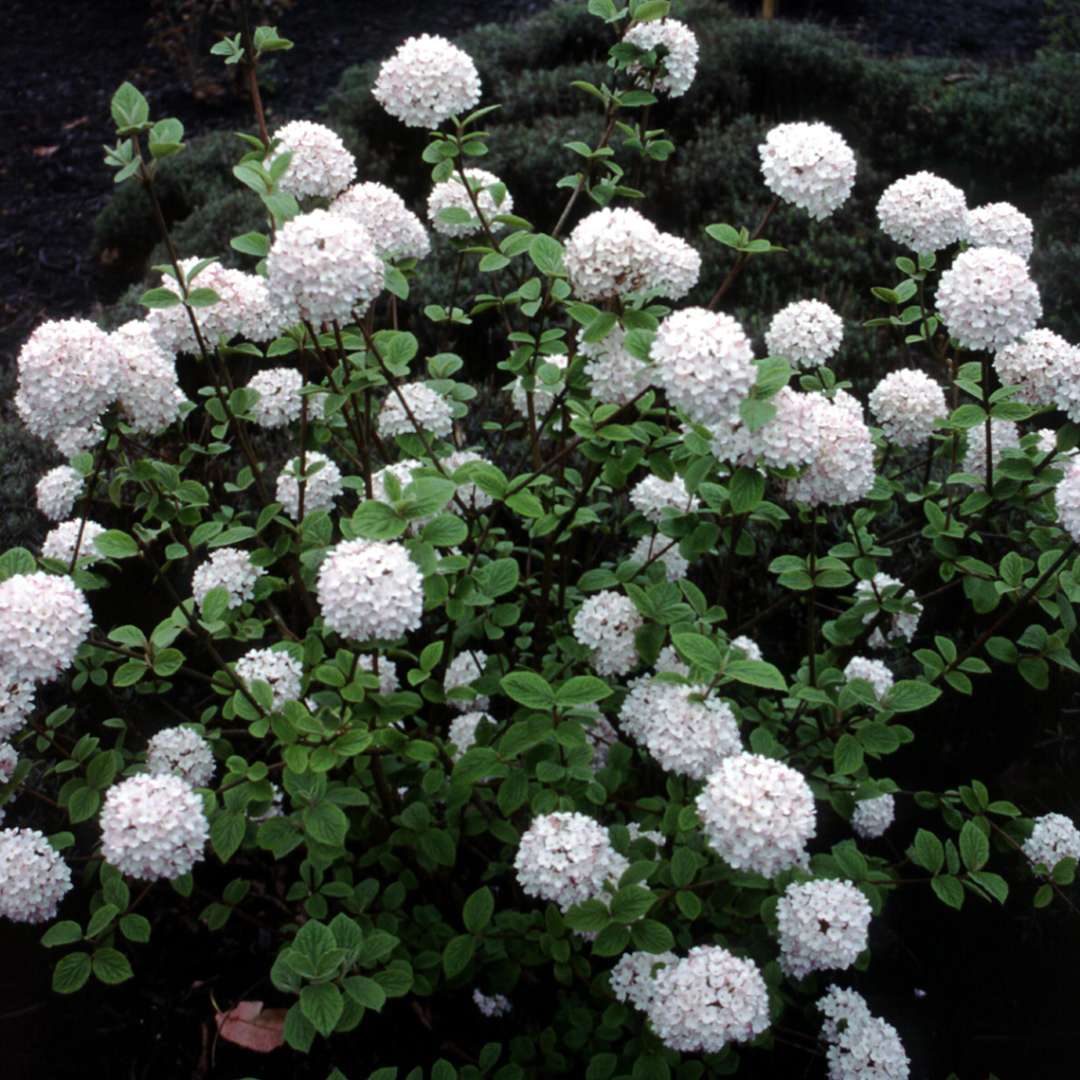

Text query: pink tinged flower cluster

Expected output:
[776,879,872,979]
[785,390,875,507]
[447,710,494,760]
[373,34,482,129]
[629,534,688,583]
[1055,458,1080,543]
[758,122,856,220]
[868,369,946,447]
[0,828,72,923]
[271,120,356,201]
[444,650,490,711]
[994,328,1080,407]
[235,648,303,713]
[961,419,1021,479]
[428,169,512,238]
[843,655,894,700]
[41,520,106,566]
[629,474,699,522]
[0,677,35,740]
[191,547,265,611]
[1023,812,1080,875]
[754,386,824,469]
[572,591,642,677]
[276,451,344,520]
[855,573,922,649]
[0,572,93,686]
[331,182,431,261]
[610,950,678,1012]
[852,794,896,840]
[111,320,186,433]
[818,987,910,1080]
[876,171,967,253]
[378,382,454,439]
[247,367,303,428]
[965,201,1034,261]
[35,466,83,522]
[580,327,653,406]
[624,18,699,98]
[146,726,216,788]
[765,299,844,368]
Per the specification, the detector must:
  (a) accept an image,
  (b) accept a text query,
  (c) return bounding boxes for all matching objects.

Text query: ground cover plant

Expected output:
[3,1,1080,1077]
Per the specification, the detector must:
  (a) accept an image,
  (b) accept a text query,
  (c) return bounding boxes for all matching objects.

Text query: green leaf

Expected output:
[303,802,348,848]
[85,903,119,940]
[610,885,655,924]
[475,558,519,597]
[300,982,344,1037]
[931,875,965,910]
[556,676,611,706]
[729,468,765,514]
[119,914,151,943]
[726,659,786,691]
[463,887,494,933]
[68,786,101,824]
[632,1,671,23]
[139,286,181,310]
[529,234,565,276]
[959,820,990,871]
[211,809,247,862]
[833,734,864,775]
[630,919,675,953]
[94,530,139,559]
[669,848,697,889]
[500,672,556,710]
[41,921,83,948]
[110,82,149,133]
[911,829,945,873]
[231,231,270,257]
[672,632,721,674]
[443,934,476,978]
[885,680,942,713]
[344,975,387,1011]
[591,923,630,957]
[283,1002,316,1052]
[92,947,134,985]
[53,952,92,994]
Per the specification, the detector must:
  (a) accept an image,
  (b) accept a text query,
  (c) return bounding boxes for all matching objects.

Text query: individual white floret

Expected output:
[146,726,216,788]
[624,17,699,97]
[630,534,688,582]
[448,710,494,760]
[41,520,106,566]
[428,169,511,238]
[843,656,895,700]
[758,122,856,220]
[266,209,385,328]
[754,386,823,468]
[786,391,875,507]
[855,574,922,649]
[331,181,431,261]
[111,321,186,433]
[0,828,72,923]
[994,329,1080,406]
[271,120,357,201]
[572,591,643,677]
[876,171,967,253]
[765,299,844,369]
[442,449,495,512]
[473,989,512,1018]
[730,635,763,662]
[373,34,482,128]
[580,327,653,406]
[696,752,816,877]
[514,811,629,912]
[100,773,208,881]
[234,648,303,712]
[651,307,756,428]
[444,650,489,711]
[1023,812,1080,875]
[317,538,424,642]
[868,369,946,447]
[610,950,678,1011]
[509,355,569,422]
[35,466,83,522]
[276,452,344,520]
[647,946,771,1053]
[630,474,699,522]
[247,367,303,428]
[563,207,665,302]
[191,547,265,611]
[1056,458,1080,542]
[852,794,896,840]
[936,246,1041,352]
[0,675,35,740]
[777,879,873,979]
[965,201,1034,261]
[0,573,93,686]
[378,382,454,440]
[961,419,1021,479]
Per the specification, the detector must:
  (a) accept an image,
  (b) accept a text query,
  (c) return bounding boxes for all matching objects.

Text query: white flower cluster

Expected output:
[15,318,119,453]
[961,419,1020,479]
[624,18,699,97]
[754,386,824,469]
[777,879,872,979]
[765,299,844,369]
[695,752,816,877]
[876,171,967,253]
[266,208,385,327]
[758,122,856,220]
[271,120,356,201]
[1055,458,1080,543]
[235,648,303,712]
[444,650,489,711]
[843,655,894,700]
[473,989,512,1018]
[629,535,688,582]
[572,591,642,677]
[994,328,1079,406]
[1023,812,1080,875]
[428,169,512,238]
[0,742,16,784]
[730,635,763,661]
[651,307,756,428]
[100,773,209,881]
[0,678,35,740]
[371,460,420,505]
[580,328,653,406]
[378,382,454,439]
[648,946,771,1054]
[610,950,677,1011]
[868,369,946,448]
[510,355,568,421]
[630,474,699,522]
[111,321,186,433]
[331,181,431,261]
[35,465,83,521]
[357,654,400,696]
[585,711,620,769]
[818,987,910,1080]
[41,520,105,565]
[513,811,628,912]
[786,390,876,507]
[442,449,494,512]
[0,572,93,686]
[965,201,1034,261]
[146,726,216,788]
[852,794,896,840]
[373,34,482,128]
[620,678,742,779]
[649,234,702,301]
[317,539,424,642]
[936,246,1041,352]
[855,574,922,648]
[276,452,344,520]
[0,828,72,923]
[191,547,265,611]
[448,710,493,760]
[247,367,303,428]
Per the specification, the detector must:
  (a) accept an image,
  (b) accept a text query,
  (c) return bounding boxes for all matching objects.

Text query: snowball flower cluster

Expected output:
[444,650,489,711]
[247,367,303,428]
[473,989,512,1018]
[373,34,481,128]
[730,635,763,661]
[428,169,512,238]
[876,171,967,253]
[1022,812,1080,875]
[191,547,264,611]
[648,234,702,301]
[100,774,209,881]
[448,711,493,760]
[647,946,771,1053]
[758,122,856,220]
[378,382,454,439]
[609,950,677,1012]
[855,574,922,648]
[651,307,756,427]
[695,752,816,877]
[276,452,344,520]
[1055,458,1080,543]
[442,449,495,512]
[317,539,424,642]
[630,534,688,582]
[868,368,946,447]
[580,328,653,405]
[852,794,896,840]
[754,386,824,469]
[961,418,1021,479]
[818,987,910,1080]
[786,390,875,507]
[266,209,385,327]
[0,677,35,740]
[513,811,628,912]
[111,320,186,433]
[777,879,873,979]
[0,572,93,686]
[331,182,431,261]
[41,520,106,565]
[993,328,1079,406]
[936,246,1041,352]
[572,591,643,677]
[965,201,1034,261]
[765,299,844,368]
[35,466,83,522]
[624,18,699,97]
[235,648,303,712]
[357,654,400,696]
[146,727,216,788]
[0,828,72,923]
[0,742,15,784]
[630,474,699,522]
[843,655,894,700]
[271,120,356,201]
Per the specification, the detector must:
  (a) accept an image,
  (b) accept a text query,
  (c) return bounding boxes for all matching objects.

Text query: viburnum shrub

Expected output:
[4,1,1080,1076]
